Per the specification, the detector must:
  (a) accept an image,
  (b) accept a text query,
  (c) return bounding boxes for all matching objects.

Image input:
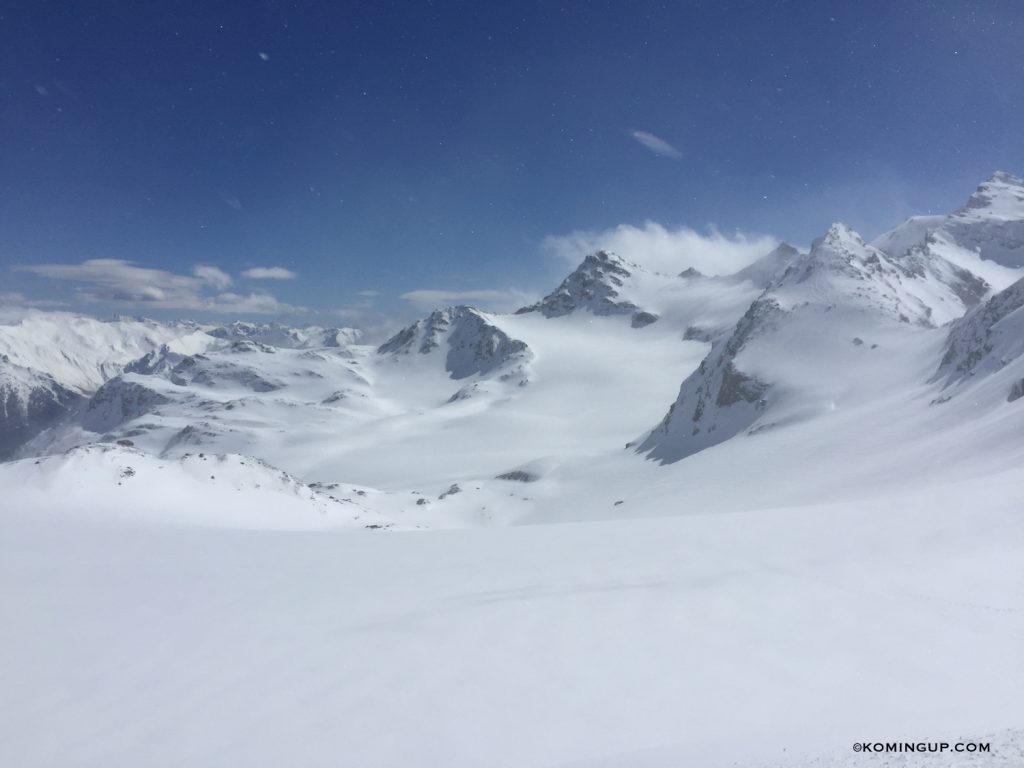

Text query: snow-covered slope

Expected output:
[2,472,1021,768]
[0,312,212,392]
[932,275,1024,403]
[943,170,1024,267]
[728,241,802,289]
[0,444,392,529]
[4,172,1024,768]
[873,171,1024,288]
[208,320,361,349]
[0,357,83,459]
[637,222,994,463]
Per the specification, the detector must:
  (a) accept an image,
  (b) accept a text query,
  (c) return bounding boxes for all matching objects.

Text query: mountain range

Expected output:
[3,172,1024,525]
[4,173,1024,768]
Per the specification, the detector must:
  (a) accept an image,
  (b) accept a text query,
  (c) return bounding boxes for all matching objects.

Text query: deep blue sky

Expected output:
[2,0,1022,324]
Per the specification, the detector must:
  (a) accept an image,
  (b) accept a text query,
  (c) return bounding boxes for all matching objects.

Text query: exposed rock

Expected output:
[81,378,171,433]
[516,251,641,318]
[631,311,659,328]
[379,306,533,382]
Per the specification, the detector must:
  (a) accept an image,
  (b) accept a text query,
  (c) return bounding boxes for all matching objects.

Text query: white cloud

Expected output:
[15,259,300,314]
[400,288,538,313]
[241,266,297,280]
[542,221,778,276]
[209,292,303,314]
[193,265,232,289]
[629,130,682,159]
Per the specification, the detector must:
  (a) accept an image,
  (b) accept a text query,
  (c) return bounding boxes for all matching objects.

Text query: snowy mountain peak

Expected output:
[937,170,1024,269]
[767,220,990,326]
[516,249,667,327]
[378,306,532,383]
[517,250,640,319]
[817,221,865,250]
[959,171,1024,221]
[778,223,886,289]
[730,242,801,288]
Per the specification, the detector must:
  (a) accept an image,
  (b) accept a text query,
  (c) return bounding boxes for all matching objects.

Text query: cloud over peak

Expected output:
[543,221,778,276]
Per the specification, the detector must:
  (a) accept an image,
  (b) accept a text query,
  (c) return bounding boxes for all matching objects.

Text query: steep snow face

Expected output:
[637,223,977,463]
[79,377,173,433]
[771,223,987,326]
[943,171,1024,268]
[636,298,781,461]
[208,321,361,349]
[728,242,802,289]
[378,306,532,383]
[0,358,83,459]
[870,214,946,260]
[0,312,212,393]
[933,276,1024,401]
[873,172,1024,286]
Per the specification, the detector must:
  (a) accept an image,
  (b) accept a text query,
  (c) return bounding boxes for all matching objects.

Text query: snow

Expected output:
[3,172,1024,766]
[0,312,212,393]
[1,475,1021,767]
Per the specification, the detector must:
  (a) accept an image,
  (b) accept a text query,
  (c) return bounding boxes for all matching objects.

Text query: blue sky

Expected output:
[2,0,1022,328]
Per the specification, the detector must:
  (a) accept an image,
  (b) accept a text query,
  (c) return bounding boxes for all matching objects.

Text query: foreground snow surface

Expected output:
[2,474,1022,768]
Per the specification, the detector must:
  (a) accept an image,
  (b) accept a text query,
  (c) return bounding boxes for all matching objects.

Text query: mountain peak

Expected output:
[817,222,866,250]
[583,250,627,267]
[729,242,801,288]
[515,250,642,319]
[957,171,1024,221]
[986,170,1024,185]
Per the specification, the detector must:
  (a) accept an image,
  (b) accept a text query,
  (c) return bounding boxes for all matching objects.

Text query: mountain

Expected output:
[516,250,663,327]
[0,313,213,458]
[378,305,532,384]
[5,172,1024,489]
[636,221,993,462]
[0,312,211,392]
[208,321,361,349]
[933,275,1024,401]
[5,173,1024,768]
[942,170,1024,267]
[728,241,802,289]
[873,171,1024,290]
[0,357,83,459]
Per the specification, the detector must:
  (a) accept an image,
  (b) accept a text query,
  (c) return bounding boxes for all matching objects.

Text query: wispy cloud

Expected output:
[193,265,232,289]
[14,259,302,314]
[628,130,682,159]
[400,288,538,313]
[543,222,778,276]
[241,266,297,280]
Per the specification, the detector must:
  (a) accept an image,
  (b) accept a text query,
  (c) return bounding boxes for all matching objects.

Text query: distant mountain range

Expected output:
[3,172,1024,527]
